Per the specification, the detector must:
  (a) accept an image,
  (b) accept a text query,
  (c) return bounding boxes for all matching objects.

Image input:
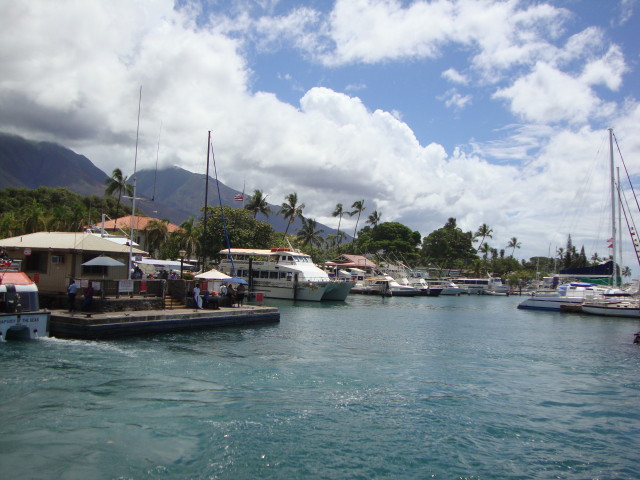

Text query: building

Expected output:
[0,232,147,294]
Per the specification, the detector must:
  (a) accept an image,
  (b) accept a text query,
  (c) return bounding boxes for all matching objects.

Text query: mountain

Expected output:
[0,132,341,238]
[0,132,107,196]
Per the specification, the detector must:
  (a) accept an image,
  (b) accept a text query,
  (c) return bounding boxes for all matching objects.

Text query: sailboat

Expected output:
[518,128,635,312]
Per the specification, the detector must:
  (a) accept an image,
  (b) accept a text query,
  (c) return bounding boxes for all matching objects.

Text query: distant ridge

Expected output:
[0,132,107,196]
[0,132,339,237]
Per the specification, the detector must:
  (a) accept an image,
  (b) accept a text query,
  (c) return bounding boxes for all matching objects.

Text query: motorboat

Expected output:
[517,282,621,312]
[217,248,354,301]
[1,270,50,340]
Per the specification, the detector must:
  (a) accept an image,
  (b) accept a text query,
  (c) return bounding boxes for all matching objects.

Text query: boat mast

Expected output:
[609,128,617,287]
[202,131,211,270]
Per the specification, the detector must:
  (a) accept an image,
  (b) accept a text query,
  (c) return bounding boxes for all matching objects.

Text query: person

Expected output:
[236,283,246,306]
[67,279,78,313]
[82,281,94,312]
[203,290,220,309]
[193,283,203,310]
[227,284,237,307]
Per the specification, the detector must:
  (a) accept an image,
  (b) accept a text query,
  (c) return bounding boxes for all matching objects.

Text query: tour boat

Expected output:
[217,248,354,301]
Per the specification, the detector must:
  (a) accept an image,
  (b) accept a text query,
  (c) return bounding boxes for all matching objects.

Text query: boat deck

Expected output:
[49,305,280,340]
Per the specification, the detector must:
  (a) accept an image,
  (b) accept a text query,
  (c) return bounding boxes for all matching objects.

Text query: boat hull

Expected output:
[249,281,328,302]
[581,302,640,318]
[0,311,50,340]
[322,281,355,301]
[517,296,586,312]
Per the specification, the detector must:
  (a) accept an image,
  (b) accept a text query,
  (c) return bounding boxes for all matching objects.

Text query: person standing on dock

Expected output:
[82,281,94,312]
[67,279,77,313]
[193,283,203,310]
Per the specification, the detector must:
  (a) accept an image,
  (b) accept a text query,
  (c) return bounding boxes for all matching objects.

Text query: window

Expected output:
[24,252,47,273]
[51,254,64,264]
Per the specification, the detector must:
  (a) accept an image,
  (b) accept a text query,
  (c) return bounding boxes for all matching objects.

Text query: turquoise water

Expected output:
[1,294,639,479]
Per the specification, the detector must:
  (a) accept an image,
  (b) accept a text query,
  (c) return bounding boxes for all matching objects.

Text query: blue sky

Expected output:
[2,0,640,273]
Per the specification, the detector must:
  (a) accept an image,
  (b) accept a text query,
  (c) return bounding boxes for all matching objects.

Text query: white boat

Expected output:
[351,274,419,297]
[581,298,640,317]
[424,279,465,296]
[1,269,50,340]
[453,276,509,295]
[517,281,620,312]
[217,248,354,301]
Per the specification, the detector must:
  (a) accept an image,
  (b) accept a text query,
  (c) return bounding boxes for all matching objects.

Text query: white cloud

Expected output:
[442,89,472,110]
[493,62,613,125]
[442,68,468,85]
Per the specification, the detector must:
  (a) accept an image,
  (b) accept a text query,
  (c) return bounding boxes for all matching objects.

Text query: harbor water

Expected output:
[1,294,639,479]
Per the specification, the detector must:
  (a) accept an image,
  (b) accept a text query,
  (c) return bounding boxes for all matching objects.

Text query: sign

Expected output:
[119,280,134,293]
[23,248,31,256]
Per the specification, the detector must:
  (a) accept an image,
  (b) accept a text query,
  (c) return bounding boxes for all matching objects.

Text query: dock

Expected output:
[49,305,280,340]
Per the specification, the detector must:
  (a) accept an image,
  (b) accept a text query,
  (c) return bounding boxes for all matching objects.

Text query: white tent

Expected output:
[195,269,232,280]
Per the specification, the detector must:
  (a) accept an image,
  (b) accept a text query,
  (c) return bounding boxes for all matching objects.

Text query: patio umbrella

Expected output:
[82,256,126,267]
[195,269,232,280]
[228,276,248,285]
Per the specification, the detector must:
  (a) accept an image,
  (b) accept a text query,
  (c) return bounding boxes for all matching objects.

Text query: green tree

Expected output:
[144,218,170,257]
[367,210,381,228]
[296,218,325,258]
[20,199,47,234]
[279,193,305,237]
[177,216,200,259]
[506,237,521,257]
[474,223,493,252]
[332,203,345,246]
[421,218,476,269]
[104,168,134,216]
[349,200,365,242]
[245,189,271,218]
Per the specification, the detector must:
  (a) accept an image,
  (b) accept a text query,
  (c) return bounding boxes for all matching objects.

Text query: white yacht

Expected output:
[217,248,354,301]
[453,276,509,295]
[1,268,50,340]
[517,282,617,312]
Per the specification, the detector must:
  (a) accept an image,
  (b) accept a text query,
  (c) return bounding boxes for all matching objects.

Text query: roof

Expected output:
[0,272,35,285]
[325,254,378,268]
[0,232,147,255]
[99,216,181,233]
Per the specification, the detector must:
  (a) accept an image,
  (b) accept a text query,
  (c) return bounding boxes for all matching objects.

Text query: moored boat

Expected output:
[1,270,50,340]
[217,248,354,301]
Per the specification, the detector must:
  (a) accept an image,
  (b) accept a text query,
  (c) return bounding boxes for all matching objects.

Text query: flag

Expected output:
[234,193,244,202]
[1,259,12,267]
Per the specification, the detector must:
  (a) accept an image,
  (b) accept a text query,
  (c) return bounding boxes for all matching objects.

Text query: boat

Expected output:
[519,129,639,313]
[453,276,509,295]
[0,267,50,340]
[518,281,619,312]
[350,274,419,297]
[217,248,354,301]
[581,298,640,317]
[425,279,466,296]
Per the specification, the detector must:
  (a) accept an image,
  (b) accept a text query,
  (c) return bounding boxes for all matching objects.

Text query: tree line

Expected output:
[0,170,622,283]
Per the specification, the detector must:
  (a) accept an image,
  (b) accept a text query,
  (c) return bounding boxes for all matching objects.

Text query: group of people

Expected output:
[67,279,94,313]
[192,282,246,310]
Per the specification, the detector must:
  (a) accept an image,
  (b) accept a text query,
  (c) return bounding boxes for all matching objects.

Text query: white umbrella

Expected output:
[195,269,232,280]
[82,256,126,267]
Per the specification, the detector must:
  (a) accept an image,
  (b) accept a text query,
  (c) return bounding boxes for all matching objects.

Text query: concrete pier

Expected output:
[49,305,280,340]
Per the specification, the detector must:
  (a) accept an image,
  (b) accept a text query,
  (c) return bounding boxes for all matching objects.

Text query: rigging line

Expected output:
[152,121,162,202]
[613,132,640,216]
[618,184,640,267]
[210,136,236,276]
[133,85,142,175]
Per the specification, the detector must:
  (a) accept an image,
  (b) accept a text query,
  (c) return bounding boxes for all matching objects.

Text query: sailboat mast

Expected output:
[202,130,211,270]
[609,128,617,287]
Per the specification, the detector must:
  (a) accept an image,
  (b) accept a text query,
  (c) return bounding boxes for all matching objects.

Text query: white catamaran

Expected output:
[217,248,355,301]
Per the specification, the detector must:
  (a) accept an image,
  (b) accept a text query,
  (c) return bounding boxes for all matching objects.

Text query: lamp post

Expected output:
[179,249,187,278]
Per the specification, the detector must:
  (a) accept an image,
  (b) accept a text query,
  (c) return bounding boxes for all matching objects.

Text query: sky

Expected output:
[2,0,640,272]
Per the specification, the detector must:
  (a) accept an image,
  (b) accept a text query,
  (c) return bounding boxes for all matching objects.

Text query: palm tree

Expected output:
[296,218,325,257]
[279,193,305,237]
[332,203,345,245]
[349,200,365,241]
[478,242,491,260]
[474,223,493,252]
[178,216,200,258]
[104,168,134,216]
[20,200,47,234]
[144,219,170,257]
[506,237,521,257]
[245,189,271,218]
[367,210,381,227]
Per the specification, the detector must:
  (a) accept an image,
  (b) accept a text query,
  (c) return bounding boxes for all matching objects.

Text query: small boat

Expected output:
[1,270,50,340]
[580,298,640,318]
